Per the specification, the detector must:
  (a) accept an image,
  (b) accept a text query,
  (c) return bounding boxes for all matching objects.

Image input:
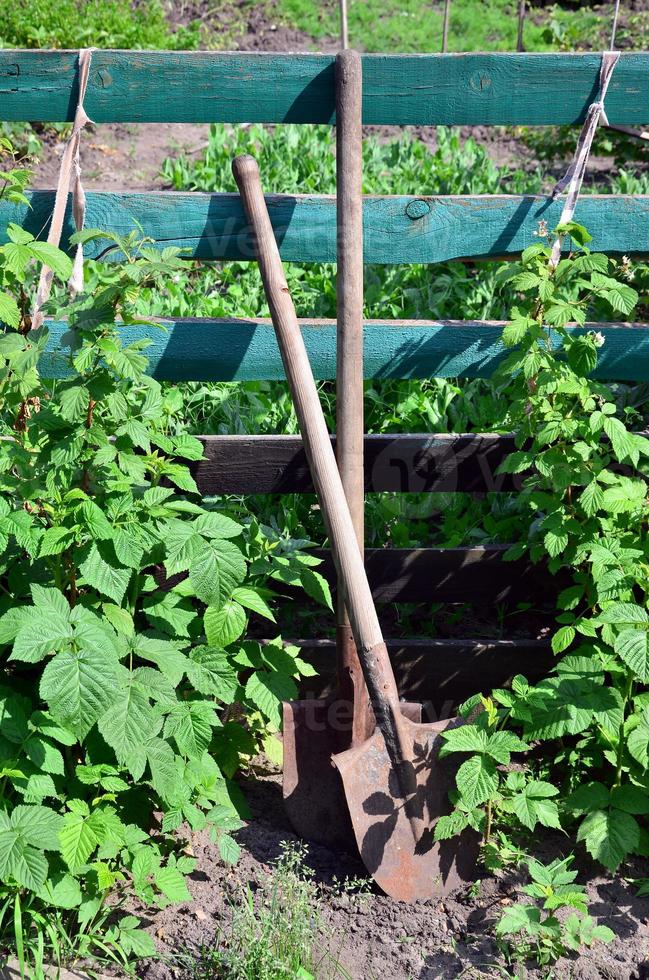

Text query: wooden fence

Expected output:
[3,50,649,710]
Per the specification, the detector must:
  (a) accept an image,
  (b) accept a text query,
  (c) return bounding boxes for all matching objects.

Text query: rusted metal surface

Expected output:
[334,712,480,901]
[283,638,422,848]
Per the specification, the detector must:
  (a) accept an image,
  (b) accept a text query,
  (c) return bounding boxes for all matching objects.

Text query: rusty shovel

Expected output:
[232,154,479,902]
[281,50,420,849]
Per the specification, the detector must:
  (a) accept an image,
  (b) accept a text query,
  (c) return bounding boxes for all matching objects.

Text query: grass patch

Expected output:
[188,842,351,979]
[273,0,631,53]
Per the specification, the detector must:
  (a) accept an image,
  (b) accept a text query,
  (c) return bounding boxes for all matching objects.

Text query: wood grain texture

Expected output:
[40,317,649,382]
[192,433,520,494]
[2,51,649,125]
[295,637,553,711]
[6,192,649,263]
[312,547,557,604]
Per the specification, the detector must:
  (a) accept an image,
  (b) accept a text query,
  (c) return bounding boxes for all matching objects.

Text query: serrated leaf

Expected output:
[204,601,246,647]
[245,671,297,729]
[439,726,488,757]
[218,833,241,865]
[0,291,20,328]
[59,810,98,872]
[11,805,64,849]
[189,539,246,609]
[300,568,333,610]
[39,526,76,557]
[79,543,131,604]
[164,701,218,758]
[615,630,649,682]
[156,864,191,903]
[40,647,117,740]
[98,679,162,778]
[231,587,276,622]
[0,829,48,889]
[456,755,498,809]
[580,480,604,517]
[577,808,639,871]
[11,610,73,663]
[145,736,177,802]
[80,499,113,540]
[186,647,239,702]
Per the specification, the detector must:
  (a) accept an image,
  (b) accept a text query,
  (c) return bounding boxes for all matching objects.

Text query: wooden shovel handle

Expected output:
[232,154,400,711]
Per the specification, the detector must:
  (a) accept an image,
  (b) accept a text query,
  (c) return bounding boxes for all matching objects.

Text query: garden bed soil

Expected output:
[139,764,649,980]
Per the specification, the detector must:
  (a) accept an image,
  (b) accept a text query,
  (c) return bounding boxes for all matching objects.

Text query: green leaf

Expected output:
[193,512,243,540]
[552,625,575,655]
[218,833,241,865]
[59,809,99,872]
[185,647,239,702]
[0,292,20,328]
[245,671,297,730]
[189,539,246,609]
[511,782,561,831]
[580,480,604,517]
[433,810,470,841]
[79,499,113,541]
[118,915,157,957]
[231,587,276,622]
[300,568,333,610]
[485,731,529,764]
[455,755,498,809]
[59,385,90,423]
[11,609,73,663]
[164,701,218,758]
[567,781,610,814]
[145,736,177,802]
[439,725,488,757]
[37,872,82,910]
[40,647,117,739]
[577,808,639,871]
[98,679,162,778]
[39,526,76,557]
[79,543,131,604]
[155,864,191,903]
[11,805,64,849]
[28,241,73,280]
[610,785,649,816]
[24,735,65,775]
[615,630,649,682]
[599,603,648,626]
[0,828,48,890]
[204,601,246,647]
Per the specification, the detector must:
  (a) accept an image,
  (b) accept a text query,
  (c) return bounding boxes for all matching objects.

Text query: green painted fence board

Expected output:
[5,192,649,264]
[1,51,649,125]
[39,318,649,382]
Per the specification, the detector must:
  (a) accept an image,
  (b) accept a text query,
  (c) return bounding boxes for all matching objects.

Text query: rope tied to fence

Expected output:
[549,49,620,268]
[32,47,94,330]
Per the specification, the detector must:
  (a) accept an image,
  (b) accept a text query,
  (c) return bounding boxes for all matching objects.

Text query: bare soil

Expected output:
[138,766,649,980]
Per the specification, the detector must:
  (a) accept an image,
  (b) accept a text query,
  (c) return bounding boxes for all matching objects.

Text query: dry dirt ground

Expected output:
[138,766,649,980]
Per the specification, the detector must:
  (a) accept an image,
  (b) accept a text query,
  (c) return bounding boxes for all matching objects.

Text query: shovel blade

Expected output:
[283,698,423,848]
[333,713,479,902]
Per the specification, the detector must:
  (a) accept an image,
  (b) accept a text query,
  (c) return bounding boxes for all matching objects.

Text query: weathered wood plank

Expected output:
[2,51,649,125]
[295,637,553,711]
[6,192,649,263]
[41,317,649,382]
[313,547,556,603]
[193,433,520,494]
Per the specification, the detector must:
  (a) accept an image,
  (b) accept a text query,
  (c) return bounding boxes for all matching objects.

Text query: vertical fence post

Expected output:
[340,0,349,49]
[335,50,373,744]
[517,0,525,51]
[441,0,451,52]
